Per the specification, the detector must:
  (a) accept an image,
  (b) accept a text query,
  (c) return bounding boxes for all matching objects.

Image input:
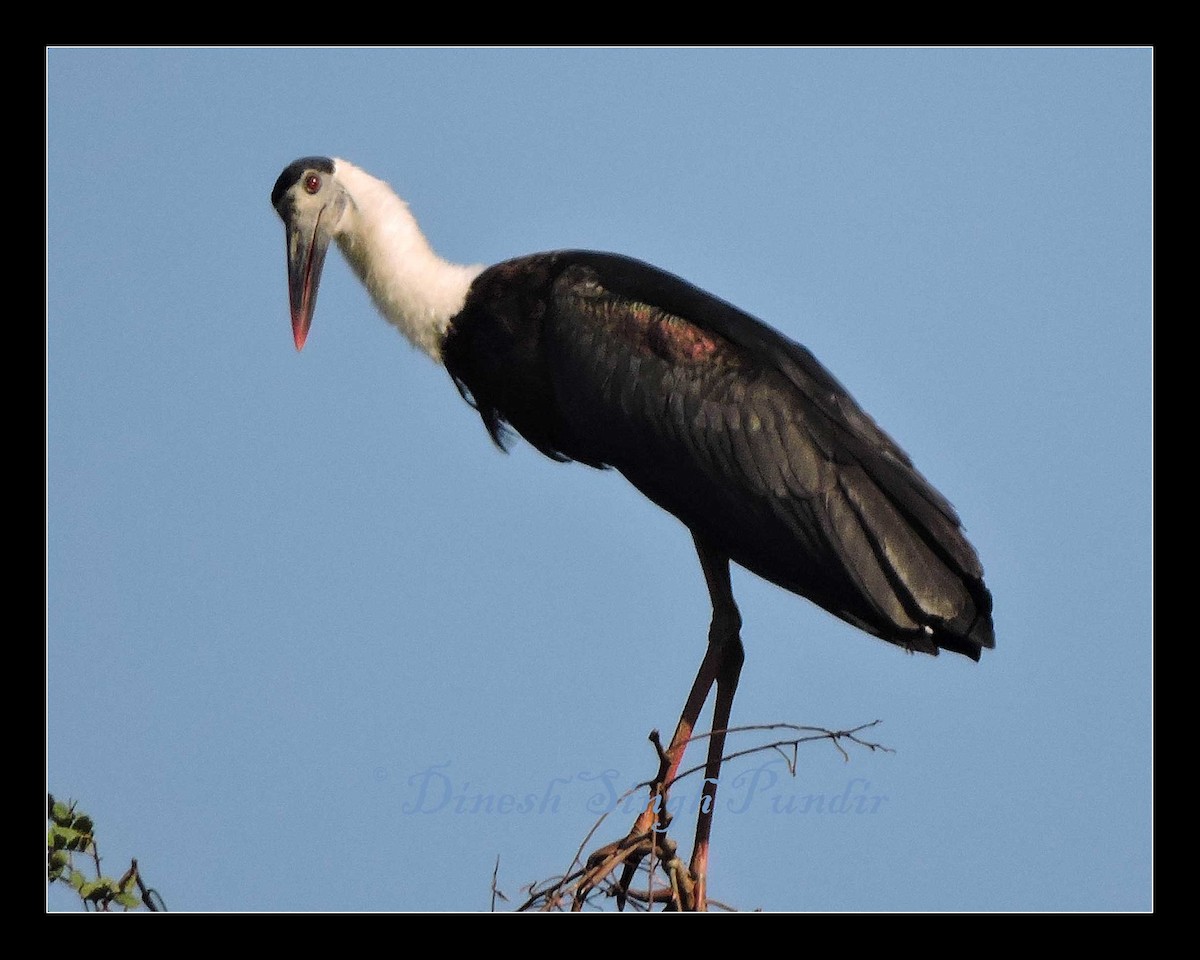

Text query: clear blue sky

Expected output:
[47,48,1152,912]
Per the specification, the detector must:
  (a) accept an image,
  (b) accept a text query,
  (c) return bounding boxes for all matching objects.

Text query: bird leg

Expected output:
[687,537,745,911]
[576,536,744,911]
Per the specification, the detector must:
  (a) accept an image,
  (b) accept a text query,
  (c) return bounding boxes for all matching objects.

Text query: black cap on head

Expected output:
[271,156,335,210]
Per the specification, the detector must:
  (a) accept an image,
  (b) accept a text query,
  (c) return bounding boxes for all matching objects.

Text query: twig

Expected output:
[490,855,509,911]
[517,719,891,911]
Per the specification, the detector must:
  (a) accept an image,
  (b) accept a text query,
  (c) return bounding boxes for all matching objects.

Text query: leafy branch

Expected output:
[48,795,166,911]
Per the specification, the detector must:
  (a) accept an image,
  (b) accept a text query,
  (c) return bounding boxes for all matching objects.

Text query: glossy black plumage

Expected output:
[271,153,996,907]
[442,251,994,661]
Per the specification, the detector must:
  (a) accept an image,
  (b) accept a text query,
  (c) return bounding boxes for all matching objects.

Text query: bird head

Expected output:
[271,156,351,350]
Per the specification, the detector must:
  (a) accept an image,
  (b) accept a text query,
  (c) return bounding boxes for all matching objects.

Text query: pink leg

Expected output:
[686,536,745,910]
[577,536,744,911]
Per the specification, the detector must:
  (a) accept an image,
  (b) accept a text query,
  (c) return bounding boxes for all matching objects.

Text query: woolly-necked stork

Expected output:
[271,156,995,910]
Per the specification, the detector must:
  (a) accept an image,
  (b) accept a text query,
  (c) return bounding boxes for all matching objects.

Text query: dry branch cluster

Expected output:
[503,721,890,912]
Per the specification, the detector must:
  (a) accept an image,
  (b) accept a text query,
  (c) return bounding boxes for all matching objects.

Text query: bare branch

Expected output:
[490,855,509,911]
[515,719,891,911]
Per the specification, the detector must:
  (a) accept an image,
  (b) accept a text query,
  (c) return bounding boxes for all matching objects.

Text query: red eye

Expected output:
[304,173,321,194]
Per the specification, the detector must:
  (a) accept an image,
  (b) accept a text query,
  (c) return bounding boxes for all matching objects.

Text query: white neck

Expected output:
[331,158,483,363]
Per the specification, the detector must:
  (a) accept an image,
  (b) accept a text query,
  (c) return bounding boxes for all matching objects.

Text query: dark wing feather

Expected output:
[447,251,994,658]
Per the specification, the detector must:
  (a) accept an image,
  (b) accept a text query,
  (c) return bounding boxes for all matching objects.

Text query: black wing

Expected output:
[447,251,994,659]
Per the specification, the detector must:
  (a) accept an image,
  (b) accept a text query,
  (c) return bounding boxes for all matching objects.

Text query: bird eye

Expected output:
[304,173,322,195]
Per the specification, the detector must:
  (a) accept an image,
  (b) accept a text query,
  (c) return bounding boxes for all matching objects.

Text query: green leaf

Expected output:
[80,879,116,902]
[115,892,141,910]
[69,870,87,891]
[72,815,95,835]
[51,801,74,825]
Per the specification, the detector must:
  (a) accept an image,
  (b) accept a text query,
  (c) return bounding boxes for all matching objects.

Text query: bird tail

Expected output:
[822,460,994,660]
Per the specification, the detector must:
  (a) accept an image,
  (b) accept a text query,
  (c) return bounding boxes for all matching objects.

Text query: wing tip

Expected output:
[936,609,996,662]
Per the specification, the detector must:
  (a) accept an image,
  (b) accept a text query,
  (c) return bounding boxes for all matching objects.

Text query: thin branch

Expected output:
[516,719,891,912]
[490,855,509,911]
[669,720,892,788]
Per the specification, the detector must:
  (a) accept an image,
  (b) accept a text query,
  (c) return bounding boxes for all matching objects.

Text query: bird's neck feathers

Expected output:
[331,159,483,363]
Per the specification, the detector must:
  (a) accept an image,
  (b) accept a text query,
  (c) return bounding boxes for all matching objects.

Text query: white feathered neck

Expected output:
[330,159,484,363]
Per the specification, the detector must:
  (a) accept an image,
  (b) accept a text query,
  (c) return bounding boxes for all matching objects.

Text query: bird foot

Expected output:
[575,828,705,911]
[573,788,706,911]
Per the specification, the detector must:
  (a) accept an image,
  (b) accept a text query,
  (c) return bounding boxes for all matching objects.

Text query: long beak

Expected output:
[285,207,333,351]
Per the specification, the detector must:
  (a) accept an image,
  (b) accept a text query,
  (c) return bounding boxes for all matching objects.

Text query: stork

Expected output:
[271,156,995,911]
